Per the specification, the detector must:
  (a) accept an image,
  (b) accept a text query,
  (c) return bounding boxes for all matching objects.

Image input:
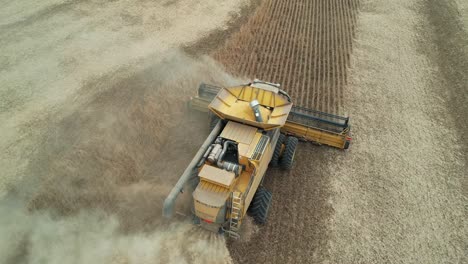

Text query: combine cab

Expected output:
[163,80,351,239]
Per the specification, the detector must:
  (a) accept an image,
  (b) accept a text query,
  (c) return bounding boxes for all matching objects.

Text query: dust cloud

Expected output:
[0,51,245,264]
[0,199,231,264]
[0,0,248,193]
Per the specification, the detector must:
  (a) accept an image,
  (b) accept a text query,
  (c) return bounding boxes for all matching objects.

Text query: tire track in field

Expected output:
[213,0,359,115]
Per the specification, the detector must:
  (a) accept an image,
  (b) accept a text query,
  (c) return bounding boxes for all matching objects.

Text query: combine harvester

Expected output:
[163,80,351,239]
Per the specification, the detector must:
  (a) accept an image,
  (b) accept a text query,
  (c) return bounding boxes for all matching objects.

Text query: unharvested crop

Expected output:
[214,0,360,114]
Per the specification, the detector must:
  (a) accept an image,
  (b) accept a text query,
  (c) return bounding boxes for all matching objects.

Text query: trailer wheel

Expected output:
[209,114,220,130]
[247,186,272,225]
[270,134,286,167]
[280,136,298,170]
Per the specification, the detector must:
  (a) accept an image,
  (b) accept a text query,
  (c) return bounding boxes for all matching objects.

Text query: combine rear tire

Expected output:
[279,136,298,170]
[247,186,272,225]
[270,134,286,167]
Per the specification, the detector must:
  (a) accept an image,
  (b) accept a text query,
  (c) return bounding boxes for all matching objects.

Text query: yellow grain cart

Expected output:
[163,80,351,239]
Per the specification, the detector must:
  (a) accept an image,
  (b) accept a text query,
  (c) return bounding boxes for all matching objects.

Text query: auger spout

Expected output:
[162,120,223,218]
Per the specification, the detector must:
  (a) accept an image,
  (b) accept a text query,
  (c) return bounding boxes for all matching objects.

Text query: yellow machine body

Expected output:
[163,81,351,239]
[193,121,275,232]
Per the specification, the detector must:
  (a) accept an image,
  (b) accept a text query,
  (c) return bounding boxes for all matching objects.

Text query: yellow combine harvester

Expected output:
[163,80,351,239]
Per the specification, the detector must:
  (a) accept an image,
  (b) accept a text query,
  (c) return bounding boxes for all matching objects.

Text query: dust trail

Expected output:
[0,51,245,264]
[0,0,248,191]
[0,198,230,264]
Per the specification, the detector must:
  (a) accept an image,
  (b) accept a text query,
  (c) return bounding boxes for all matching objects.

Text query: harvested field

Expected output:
[0,54,240,264]
[0,1,248,263]
[0,53,241,264]
[214,0,360,114]
[327,0,467,262]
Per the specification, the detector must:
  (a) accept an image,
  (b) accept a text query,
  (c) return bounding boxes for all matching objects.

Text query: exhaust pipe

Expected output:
[217,140,241,176]
[250,100,263,122]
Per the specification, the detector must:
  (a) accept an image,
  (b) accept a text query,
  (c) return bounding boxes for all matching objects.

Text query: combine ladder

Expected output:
[228,192,243,239]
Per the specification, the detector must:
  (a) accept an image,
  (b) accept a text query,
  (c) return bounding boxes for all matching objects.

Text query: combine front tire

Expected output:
[270,134,286,167]
[279,136,298,170]
[247,186,272,225]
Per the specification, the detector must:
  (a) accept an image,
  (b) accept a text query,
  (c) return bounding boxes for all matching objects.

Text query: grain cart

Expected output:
[163,80,351,239]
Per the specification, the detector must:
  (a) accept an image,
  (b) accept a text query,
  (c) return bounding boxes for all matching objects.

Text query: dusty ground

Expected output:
[0,0,248,263]
[0,0,248,189]
[455,0,468,30]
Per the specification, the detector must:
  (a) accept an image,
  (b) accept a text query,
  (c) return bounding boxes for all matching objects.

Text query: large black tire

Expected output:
[209,114,220,130]
[270,134,286,167]
[247,186,272,225]
[279,136,298,170]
